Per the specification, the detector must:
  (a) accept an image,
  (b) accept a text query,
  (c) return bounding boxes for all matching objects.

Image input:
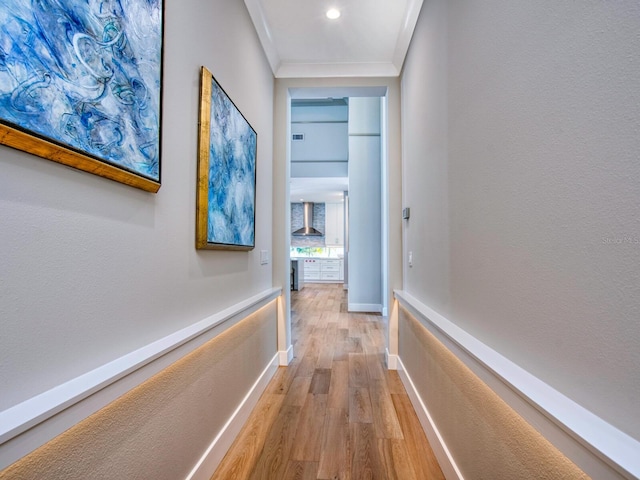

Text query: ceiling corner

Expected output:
[244,0,281,76]
[244,0,423,80]
[276,62,400,79]
[392,0,424,74]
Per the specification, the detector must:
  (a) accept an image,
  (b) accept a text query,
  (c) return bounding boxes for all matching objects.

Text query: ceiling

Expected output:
[290,177,348,204]
[245,1,421,202]
[244,0,424,78]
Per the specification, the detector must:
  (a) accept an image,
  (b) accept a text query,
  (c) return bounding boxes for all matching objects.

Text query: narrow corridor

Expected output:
[212,284,445,479]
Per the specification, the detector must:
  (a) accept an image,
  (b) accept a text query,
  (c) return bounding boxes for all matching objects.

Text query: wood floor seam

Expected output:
[211,284,444,480]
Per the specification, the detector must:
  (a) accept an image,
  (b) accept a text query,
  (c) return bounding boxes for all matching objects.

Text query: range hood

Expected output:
[292,202,323,236]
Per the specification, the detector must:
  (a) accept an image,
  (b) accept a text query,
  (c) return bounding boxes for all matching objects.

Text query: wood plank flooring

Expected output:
[211,283,445,480]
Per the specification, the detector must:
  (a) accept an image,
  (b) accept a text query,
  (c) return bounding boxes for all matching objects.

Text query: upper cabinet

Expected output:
[325,202,344,246]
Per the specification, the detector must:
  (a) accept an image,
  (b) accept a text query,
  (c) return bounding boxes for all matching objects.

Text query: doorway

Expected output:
[272,80,400,367]
[287,90,388,311]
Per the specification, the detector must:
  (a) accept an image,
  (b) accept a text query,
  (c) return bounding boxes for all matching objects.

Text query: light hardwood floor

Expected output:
[211,283,444,480]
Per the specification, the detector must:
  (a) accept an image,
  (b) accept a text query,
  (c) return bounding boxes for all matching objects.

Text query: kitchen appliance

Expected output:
[292,202,323,236]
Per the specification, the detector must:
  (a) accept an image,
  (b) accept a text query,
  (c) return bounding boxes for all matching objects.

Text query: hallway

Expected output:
[212,284,444,479]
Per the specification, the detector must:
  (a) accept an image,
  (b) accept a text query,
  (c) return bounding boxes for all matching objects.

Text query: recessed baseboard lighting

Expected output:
[326,8,341,20]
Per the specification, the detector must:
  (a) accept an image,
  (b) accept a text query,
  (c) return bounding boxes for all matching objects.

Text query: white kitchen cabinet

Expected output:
[324,203,344,246]
[320,271,341,281]
[321,259,342,281]
[299,258,344,283]
[302,258,321,281]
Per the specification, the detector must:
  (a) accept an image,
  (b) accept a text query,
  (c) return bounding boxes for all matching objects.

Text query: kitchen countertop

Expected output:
[291,256,344,260]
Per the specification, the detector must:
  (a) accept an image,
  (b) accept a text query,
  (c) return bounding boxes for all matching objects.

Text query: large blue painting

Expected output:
[196,67,256,250]
[0,0,163,191]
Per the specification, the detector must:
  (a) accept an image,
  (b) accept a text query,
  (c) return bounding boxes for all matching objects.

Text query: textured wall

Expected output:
[0,0,276,474]
[0,303,277,480]
[399,308,589,480]
[400,0,450,314]
[402,0,640,441]
[0,0,274,409]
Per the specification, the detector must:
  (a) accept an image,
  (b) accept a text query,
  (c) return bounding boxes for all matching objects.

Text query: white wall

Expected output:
[291,123,347,161]
[348,97,383,312]
[401,0,450,315]
[0,0,274,411]
[402,0,640,461]
[0,0,275,472]
[290,104,348,177]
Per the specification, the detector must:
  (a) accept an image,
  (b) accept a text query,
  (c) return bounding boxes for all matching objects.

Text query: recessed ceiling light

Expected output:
[326,8,341,20]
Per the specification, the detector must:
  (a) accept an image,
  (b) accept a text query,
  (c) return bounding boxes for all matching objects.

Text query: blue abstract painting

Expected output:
[0,0,163,182]
[205,74,256,248]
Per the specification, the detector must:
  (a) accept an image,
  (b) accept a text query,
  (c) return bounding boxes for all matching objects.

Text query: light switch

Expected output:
[260,250,269,265]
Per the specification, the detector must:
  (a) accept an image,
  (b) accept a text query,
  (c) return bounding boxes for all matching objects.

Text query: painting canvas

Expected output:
[0,0,164,192]
[197,66,257,250]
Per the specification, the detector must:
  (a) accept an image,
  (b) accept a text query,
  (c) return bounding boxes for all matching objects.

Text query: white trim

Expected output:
[243,0,281,74]
[391,0,424,73]
[185,353,279,480]
[396,356,464,480]
[380,95,390,337]
[385,349,399,371]
[0,287,282,471]
[243,0,402,79]
[348,303,383,313]
[394,290,640,480]
[279,345,294,366]
[244,1,421,79]
[276,62,399,79]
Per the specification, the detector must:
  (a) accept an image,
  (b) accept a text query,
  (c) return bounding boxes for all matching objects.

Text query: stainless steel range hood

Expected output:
[292,202,323,236]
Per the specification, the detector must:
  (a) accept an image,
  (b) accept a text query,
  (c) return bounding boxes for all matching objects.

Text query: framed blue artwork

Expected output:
[0,0,164,192]
[197,66,257,251]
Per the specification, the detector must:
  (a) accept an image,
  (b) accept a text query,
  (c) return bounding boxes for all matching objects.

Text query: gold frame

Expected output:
[0,1,164,193]
[196,66,214,249]
[196,66,257,251]
[0,124,160,192]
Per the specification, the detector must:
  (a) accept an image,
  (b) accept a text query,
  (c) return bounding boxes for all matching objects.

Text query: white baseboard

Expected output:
[348,303,382,313]
[186,353,279,480]
[394,290,640,480]
[396,356,464,480]
[0,288,282,471]
[385,349,399,370]
[279,345,294,366]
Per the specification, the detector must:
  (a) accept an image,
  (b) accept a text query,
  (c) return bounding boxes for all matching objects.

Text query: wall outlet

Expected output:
[260,250,269,265]
[408,251,413,267]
